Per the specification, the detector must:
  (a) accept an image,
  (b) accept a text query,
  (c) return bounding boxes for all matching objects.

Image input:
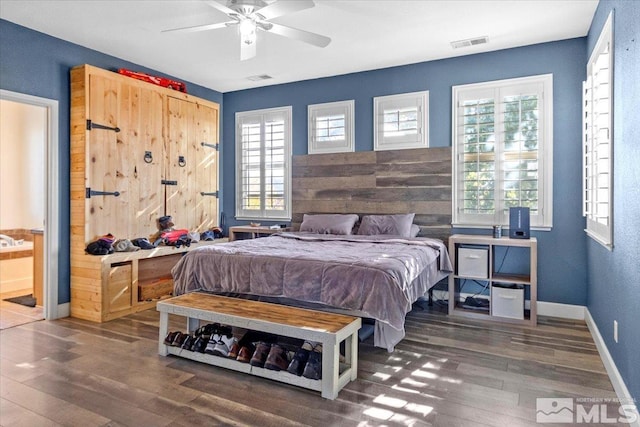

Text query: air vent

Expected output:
[247,74,273,81]
[451,36,489,49]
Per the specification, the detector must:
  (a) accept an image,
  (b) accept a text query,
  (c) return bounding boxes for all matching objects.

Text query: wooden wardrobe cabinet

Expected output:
[70,64,222,322]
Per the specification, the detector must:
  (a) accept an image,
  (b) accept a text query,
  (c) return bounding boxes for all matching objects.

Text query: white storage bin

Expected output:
[458,247,488,279]
[491,285,524,319]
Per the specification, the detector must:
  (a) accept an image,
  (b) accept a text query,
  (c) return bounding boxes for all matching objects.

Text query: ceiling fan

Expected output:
[163,0,331,61]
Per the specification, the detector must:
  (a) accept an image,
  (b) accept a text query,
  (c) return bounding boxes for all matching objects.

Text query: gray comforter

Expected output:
[172,232,452,351]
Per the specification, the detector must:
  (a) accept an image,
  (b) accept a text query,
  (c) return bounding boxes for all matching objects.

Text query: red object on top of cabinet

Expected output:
[118,69,187,93]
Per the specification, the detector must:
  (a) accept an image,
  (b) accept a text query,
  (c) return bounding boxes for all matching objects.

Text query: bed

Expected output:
[171,226,452,351]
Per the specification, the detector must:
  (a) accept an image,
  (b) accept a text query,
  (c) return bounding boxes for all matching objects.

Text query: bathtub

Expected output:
[0,242,34,294]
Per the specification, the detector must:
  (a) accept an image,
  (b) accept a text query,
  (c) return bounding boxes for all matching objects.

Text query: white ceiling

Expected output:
[1,0,598,93]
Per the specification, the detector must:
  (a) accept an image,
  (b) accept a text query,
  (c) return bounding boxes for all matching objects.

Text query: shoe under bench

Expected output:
[157,292,362,399]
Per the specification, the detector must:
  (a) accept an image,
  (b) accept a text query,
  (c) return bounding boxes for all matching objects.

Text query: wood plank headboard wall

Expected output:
[292,147,452,241]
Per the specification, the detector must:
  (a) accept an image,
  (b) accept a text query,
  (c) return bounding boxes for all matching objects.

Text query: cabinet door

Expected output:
[107,262,133,313]
[166,97,219,231]
[86,75,164,241]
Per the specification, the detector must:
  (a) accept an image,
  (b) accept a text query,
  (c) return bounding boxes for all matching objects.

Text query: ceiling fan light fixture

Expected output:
[239,18,257,45]
[163,0,330,60]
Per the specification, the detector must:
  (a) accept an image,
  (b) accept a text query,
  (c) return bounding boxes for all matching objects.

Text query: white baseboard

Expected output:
[435,293,637,422]
[433,290,587,320]
[536,301,585,320]
[585,308,639,427]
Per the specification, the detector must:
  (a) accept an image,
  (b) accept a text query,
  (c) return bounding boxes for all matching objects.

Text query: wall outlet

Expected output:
[614,320,618,343]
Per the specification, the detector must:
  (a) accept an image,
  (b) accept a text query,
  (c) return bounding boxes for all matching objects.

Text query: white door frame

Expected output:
[1,89,60,320]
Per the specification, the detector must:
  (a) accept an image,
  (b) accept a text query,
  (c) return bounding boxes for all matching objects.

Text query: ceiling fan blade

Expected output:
[162,21,235,33]
[256,0,315,20]
[265,22,331,48]
[203,0,237,16]
[240,39,257,61]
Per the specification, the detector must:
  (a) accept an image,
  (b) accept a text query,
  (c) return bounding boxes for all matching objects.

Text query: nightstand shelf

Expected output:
[448,234,537,326]
[228,226,291,241]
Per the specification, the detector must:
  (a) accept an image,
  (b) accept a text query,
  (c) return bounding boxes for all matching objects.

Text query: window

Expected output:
[235,106,291,220]
[374,91,429,151]
[452,75,553,229]
[583,12,613,249]
[308,100,354,154]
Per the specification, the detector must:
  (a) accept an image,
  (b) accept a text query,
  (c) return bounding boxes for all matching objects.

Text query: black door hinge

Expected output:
[200,191,219,198]
[87,119,120,133]
[201,142,219,150]
[86,187,120,198]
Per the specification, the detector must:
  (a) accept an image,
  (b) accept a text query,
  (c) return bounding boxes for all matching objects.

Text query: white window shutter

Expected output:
[374,91,429,151]
[308,100,354,154]
[452,74,553,229]
[236,106,292,221]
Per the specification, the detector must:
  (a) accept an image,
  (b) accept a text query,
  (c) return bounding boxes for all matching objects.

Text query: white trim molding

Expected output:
[582,11,614,250]
[524,301,638,425]
[0,89,60,320]
[374,90,429,151]
[308,100,354,154]
[536,301,585,320]
[452,74,553,229]
[585,309,640,427]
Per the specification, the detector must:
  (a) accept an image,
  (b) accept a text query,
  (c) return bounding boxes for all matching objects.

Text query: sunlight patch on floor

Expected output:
[373,372,392,381]
[401,377,428,388]
[392,384,420,394]
[15,362,36,369]
[405,402,434,417]
[374,394,407,408]
[421,361,439,369]
[411,369,438,380]
[363,393,433,424]
[362,406,421,425]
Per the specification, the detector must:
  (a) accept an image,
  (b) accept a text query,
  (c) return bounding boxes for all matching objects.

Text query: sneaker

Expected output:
[195,322,220,338]
[181,335,195,350]
[212,334,237,357]
[192,335,209,353]
[204,332,222,354]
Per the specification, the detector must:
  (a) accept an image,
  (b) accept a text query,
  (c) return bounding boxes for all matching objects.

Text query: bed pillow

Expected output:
[299,214,359,235]
[410,224,420,237]
[357,213,416,238]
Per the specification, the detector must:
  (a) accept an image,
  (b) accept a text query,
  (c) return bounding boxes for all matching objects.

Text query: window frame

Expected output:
[308,100,354,154]
[373,91,429,151]
[452,74,554,229]
[235,106,292,221]
[583,11,613,249]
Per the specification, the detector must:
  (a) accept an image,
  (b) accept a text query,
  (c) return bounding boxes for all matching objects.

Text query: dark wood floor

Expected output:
[0,302,621,426]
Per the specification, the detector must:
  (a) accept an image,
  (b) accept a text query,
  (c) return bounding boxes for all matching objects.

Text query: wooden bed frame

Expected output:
[292,147,452,242]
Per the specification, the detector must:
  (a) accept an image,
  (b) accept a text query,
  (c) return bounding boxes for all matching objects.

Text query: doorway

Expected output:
[0,89,60,325]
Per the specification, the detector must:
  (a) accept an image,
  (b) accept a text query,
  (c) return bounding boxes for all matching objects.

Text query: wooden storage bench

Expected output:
[71,240,227,322]
[157,292,362,399]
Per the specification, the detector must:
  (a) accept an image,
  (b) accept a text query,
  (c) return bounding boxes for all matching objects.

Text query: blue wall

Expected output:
[0,19,223,305]
[586,0,640,403]
[2,3,637,404]
[223,38,588,306]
